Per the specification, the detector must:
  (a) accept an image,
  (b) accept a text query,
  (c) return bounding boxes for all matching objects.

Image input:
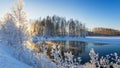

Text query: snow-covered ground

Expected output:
[1,36,119,68]
[87,36,120,39]
[35,36,120,45]
[0,36,120,68]
[0,44,33,68]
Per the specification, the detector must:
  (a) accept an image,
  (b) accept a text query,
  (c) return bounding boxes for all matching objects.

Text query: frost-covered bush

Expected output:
[42,44,120,68]
[49,44,82,68]
[0,0,42,68]
[83,48,120,68]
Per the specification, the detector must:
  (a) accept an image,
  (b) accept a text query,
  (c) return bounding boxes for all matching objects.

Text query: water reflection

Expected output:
[36,40,120,64]
[54,41,87,57]
[50,41,120,64]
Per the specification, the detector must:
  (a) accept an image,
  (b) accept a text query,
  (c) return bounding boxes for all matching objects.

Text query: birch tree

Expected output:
[12,0,28,44]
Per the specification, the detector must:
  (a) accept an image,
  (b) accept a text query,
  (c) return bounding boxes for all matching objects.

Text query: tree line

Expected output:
[29,15,87,37]
[88,27,120,36]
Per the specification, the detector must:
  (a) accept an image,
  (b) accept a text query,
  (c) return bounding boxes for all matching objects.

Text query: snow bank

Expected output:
[0,44,33,68]
[87,36,120,40]
[36,36,120,45]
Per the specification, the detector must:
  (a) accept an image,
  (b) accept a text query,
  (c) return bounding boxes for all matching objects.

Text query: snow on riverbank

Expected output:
[1,36,120,68]
[0,44,33,68]
[35,36,120,45]
[87,36,120,40]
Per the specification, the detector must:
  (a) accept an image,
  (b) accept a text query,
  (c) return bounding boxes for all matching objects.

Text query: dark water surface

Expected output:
[58,41,120,64]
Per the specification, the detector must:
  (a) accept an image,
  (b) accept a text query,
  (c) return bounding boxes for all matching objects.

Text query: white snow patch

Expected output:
[36,36,120,45]
[0,44,33,68]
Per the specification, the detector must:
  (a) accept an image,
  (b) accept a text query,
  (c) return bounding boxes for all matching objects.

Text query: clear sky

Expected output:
[0,0,120,30]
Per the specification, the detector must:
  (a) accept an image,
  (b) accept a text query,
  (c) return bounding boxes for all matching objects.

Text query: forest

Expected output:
[88,27,120,36]
[29,15,86,37]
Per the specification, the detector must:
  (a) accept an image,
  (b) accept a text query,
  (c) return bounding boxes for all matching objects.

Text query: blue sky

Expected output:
[0,0,120,30]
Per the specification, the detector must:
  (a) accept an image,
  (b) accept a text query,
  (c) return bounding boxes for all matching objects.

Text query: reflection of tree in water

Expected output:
[34,40,87,64]
[55,41,87,57]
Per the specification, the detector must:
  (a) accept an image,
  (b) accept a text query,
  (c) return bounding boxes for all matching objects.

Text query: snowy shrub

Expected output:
[49,44,82,68]
[83,48,120,68]
[40,45,120,68]
[0,0,41,68]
